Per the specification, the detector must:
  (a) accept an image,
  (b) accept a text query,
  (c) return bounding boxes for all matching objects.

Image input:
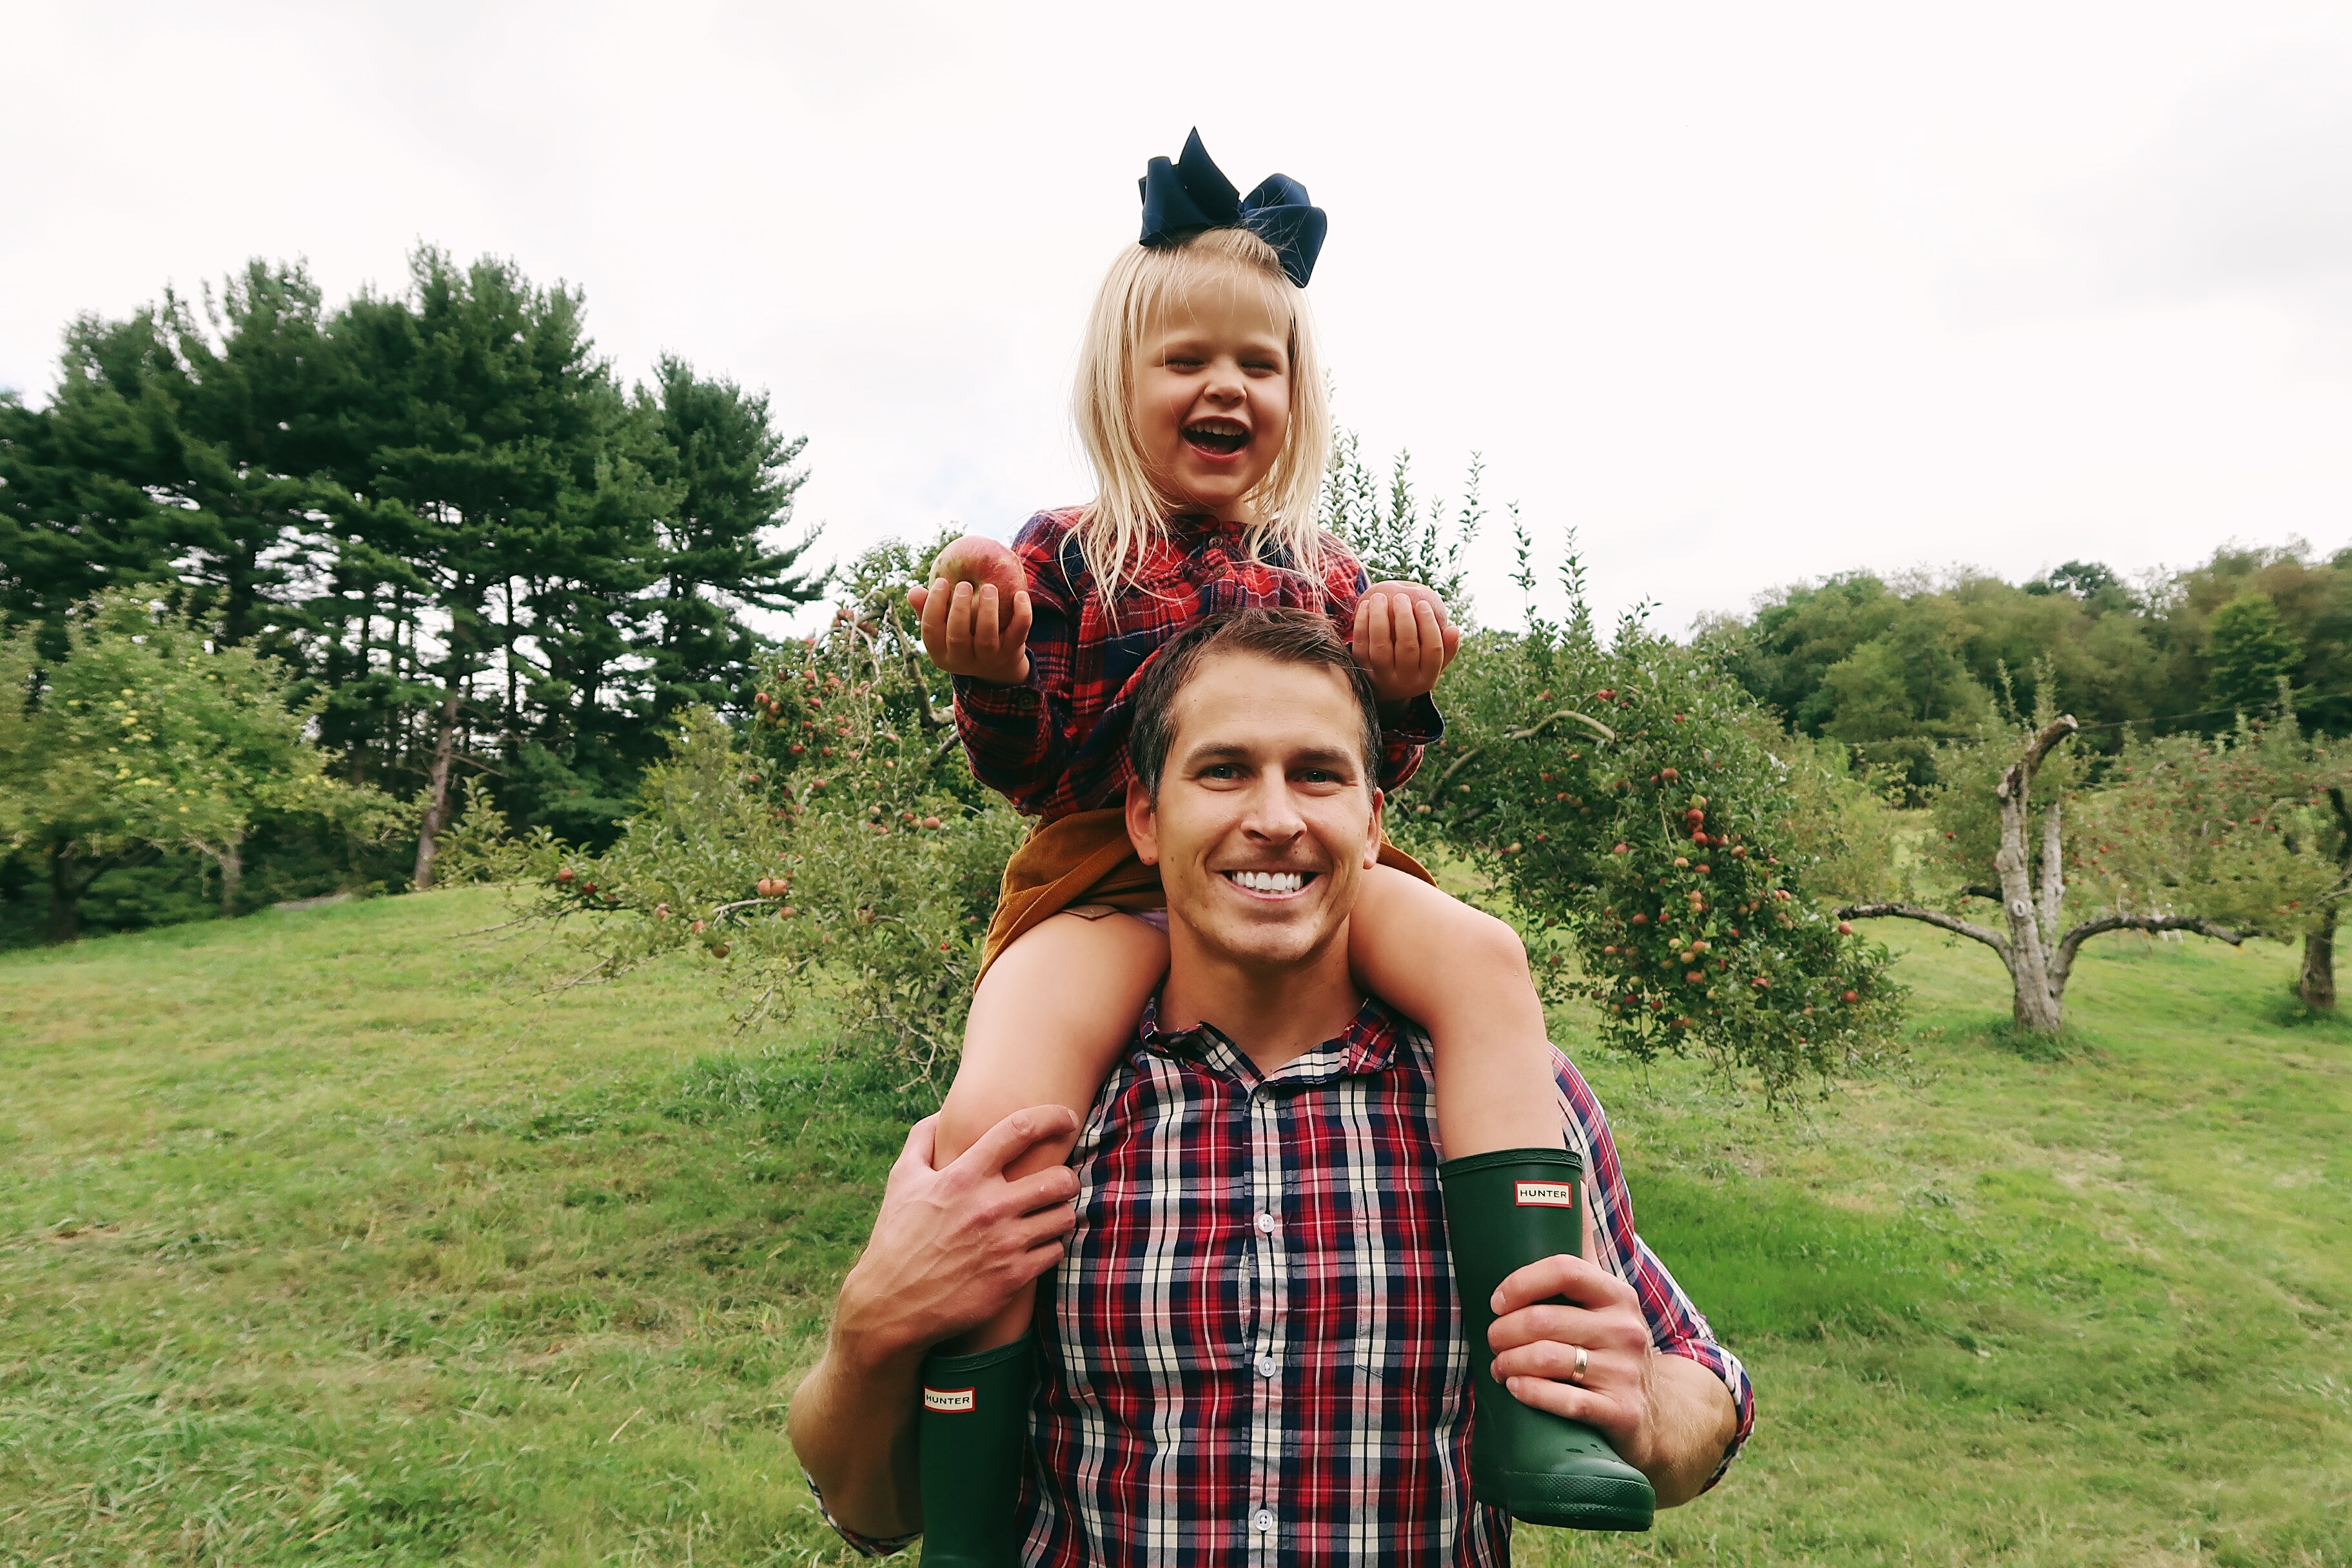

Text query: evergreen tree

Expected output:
[328,248,665,887]
[0,335,182,658]
[5,244,826,903]
[636,357,822,715]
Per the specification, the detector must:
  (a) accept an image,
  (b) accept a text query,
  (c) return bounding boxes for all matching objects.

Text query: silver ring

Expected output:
[1571,1345,1589,1384]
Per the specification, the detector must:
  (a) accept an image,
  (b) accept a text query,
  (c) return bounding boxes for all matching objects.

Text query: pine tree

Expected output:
[636,355,823,720]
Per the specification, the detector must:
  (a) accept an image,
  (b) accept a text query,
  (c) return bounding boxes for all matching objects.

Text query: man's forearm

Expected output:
[784,1107,1081,1543]
[787,1320,926,1539]
[1642,1352,1740,1508]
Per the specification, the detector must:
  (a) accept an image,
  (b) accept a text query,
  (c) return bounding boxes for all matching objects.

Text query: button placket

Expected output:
[1244,1084,1287,1562]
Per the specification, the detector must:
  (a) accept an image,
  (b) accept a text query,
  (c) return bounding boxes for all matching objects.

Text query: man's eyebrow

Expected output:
[1178,741,1359,773]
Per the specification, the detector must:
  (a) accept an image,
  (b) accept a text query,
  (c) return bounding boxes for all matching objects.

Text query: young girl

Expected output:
[905,132,1648,1560]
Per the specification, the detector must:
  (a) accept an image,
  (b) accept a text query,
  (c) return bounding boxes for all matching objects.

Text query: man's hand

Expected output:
[1484,1195,1738,1507]
[1351,582,1460,706]
[832,1108,1079,1371]
[908,578,1034,686]
[788,1106,1083,1541]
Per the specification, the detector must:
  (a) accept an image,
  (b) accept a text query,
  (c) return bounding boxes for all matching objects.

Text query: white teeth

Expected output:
[1231,870,1305,895]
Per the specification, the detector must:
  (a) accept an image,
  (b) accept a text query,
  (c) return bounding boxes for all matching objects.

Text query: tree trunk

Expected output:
[218,836,244,918]
[1993,718,2080,1033]
[2307,786,2352,1011]
[2301,912,2338,1010]
[1838,715,2253,1025]
[46,845,79,945]
[411,675,465,890]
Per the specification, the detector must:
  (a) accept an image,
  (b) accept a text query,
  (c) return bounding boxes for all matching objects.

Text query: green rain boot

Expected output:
[917,1338,1034,1567]
[1440,1148,1657,1532]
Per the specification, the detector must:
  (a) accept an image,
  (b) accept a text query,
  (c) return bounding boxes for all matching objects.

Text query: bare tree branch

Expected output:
[1997,715,2081,803]
[1836,902,2013,961]
[894,618,953,733]
[2037,795,2066,939]
[2053,912,2246,988]
[1959,883,2002,901]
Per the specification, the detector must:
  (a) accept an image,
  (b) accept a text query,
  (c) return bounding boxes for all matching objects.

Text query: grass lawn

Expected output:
[2,889,2346,1565]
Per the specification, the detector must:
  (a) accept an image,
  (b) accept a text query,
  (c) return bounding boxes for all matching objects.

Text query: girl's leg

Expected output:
[1349,865,1563,1155]
[934,908,1170,1353]
[1355,868,1654,1529]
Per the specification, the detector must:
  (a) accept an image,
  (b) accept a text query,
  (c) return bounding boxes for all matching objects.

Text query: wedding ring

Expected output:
[1571,1345,1589,1384]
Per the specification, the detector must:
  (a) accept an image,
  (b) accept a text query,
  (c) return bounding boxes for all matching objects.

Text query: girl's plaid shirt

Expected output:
[951,509,1444,821]
[813,999,1755,1563]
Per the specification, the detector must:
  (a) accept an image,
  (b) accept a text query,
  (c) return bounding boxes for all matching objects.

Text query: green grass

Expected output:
[2,893,2346,1564]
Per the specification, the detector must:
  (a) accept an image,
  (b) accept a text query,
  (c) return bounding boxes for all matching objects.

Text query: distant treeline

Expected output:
[1,248,823,869]
[1696,551,2349,785]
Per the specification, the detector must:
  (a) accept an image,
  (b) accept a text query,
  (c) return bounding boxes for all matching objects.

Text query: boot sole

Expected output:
[1478,1469,1656,1532]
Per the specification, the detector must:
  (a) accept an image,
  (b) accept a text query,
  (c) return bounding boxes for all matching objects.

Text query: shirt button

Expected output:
[1255,1211,1277,1234]
[1253,1509,1275,1533]
[1255,1353,1279,1378]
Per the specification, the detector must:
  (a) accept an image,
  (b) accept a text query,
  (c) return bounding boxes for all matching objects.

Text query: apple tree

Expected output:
[1838,693,2343,1033]
[1399,528,1903,1101]
[0,590,406,939]
[497,536,1023,1086]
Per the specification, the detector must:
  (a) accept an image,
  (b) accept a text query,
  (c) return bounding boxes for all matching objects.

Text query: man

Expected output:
[790,609,1753,1563]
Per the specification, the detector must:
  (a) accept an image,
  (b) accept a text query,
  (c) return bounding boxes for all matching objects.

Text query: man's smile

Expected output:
[1222,868,1317,899]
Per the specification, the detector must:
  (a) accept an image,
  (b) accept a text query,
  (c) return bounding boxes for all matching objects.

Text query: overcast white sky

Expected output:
[6,1,2350,634]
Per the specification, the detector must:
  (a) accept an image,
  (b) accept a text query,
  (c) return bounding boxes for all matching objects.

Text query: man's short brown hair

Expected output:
[1126,608,1383,799]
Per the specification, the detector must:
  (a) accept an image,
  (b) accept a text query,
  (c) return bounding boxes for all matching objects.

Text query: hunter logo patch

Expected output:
[923,1386,976,1413]
[1514,1181,1577,1208]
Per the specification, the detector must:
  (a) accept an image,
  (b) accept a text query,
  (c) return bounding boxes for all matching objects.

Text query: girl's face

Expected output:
[1132,277,1292,521]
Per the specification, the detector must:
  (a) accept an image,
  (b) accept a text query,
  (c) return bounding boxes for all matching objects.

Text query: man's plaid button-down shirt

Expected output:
[814,998,1757,1563]
[951,509,1442,821]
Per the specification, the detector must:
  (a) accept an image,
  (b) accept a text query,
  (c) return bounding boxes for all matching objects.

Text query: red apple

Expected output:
[1360,580,1447,626]
[930,534,1026,631]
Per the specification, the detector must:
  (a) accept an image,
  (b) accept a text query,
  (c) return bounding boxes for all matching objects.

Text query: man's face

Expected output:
[1126,650,1381,974]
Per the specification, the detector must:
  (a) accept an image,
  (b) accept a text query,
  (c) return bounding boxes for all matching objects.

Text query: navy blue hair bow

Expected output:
[1138,128,1328,288]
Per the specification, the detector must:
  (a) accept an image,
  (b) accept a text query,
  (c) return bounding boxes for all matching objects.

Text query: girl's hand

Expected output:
[908,578,1034,685]
[1352,582,1460,705]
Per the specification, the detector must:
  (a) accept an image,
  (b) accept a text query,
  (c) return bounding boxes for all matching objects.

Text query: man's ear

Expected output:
[1363,787,1385,870]
[1125,777,1161,867]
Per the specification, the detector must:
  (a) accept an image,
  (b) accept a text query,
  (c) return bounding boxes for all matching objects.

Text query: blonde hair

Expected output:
[1072,226,1333,603]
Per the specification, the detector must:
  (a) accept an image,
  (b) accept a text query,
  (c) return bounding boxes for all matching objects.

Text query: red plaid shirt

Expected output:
[952,509,1443,821]
[811,1001,1756,1563]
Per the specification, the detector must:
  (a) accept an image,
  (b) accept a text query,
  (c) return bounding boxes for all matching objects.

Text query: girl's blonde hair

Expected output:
[1072,226,1333,603]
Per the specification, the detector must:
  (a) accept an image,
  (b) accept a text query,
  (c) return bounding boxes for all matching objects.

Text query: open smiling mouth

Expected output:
[1223,869,1317,898]
[1183,421,1250,456]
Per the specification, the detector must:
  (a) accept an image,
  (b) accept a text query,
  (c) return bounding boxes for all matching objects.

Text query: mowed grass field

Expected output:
[2,889,2346,1566]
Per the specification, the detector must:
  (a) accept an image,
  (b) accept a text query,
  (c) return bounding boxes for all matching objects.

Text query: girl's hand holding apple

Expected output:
[1353,580,1460,706]
[909,534,1034,685]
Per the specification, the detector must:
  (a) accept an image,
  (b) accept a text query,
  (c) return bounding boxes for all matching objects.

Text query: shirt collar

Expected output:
[1166,511,1249,545]
[1136,992,1407,1086]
